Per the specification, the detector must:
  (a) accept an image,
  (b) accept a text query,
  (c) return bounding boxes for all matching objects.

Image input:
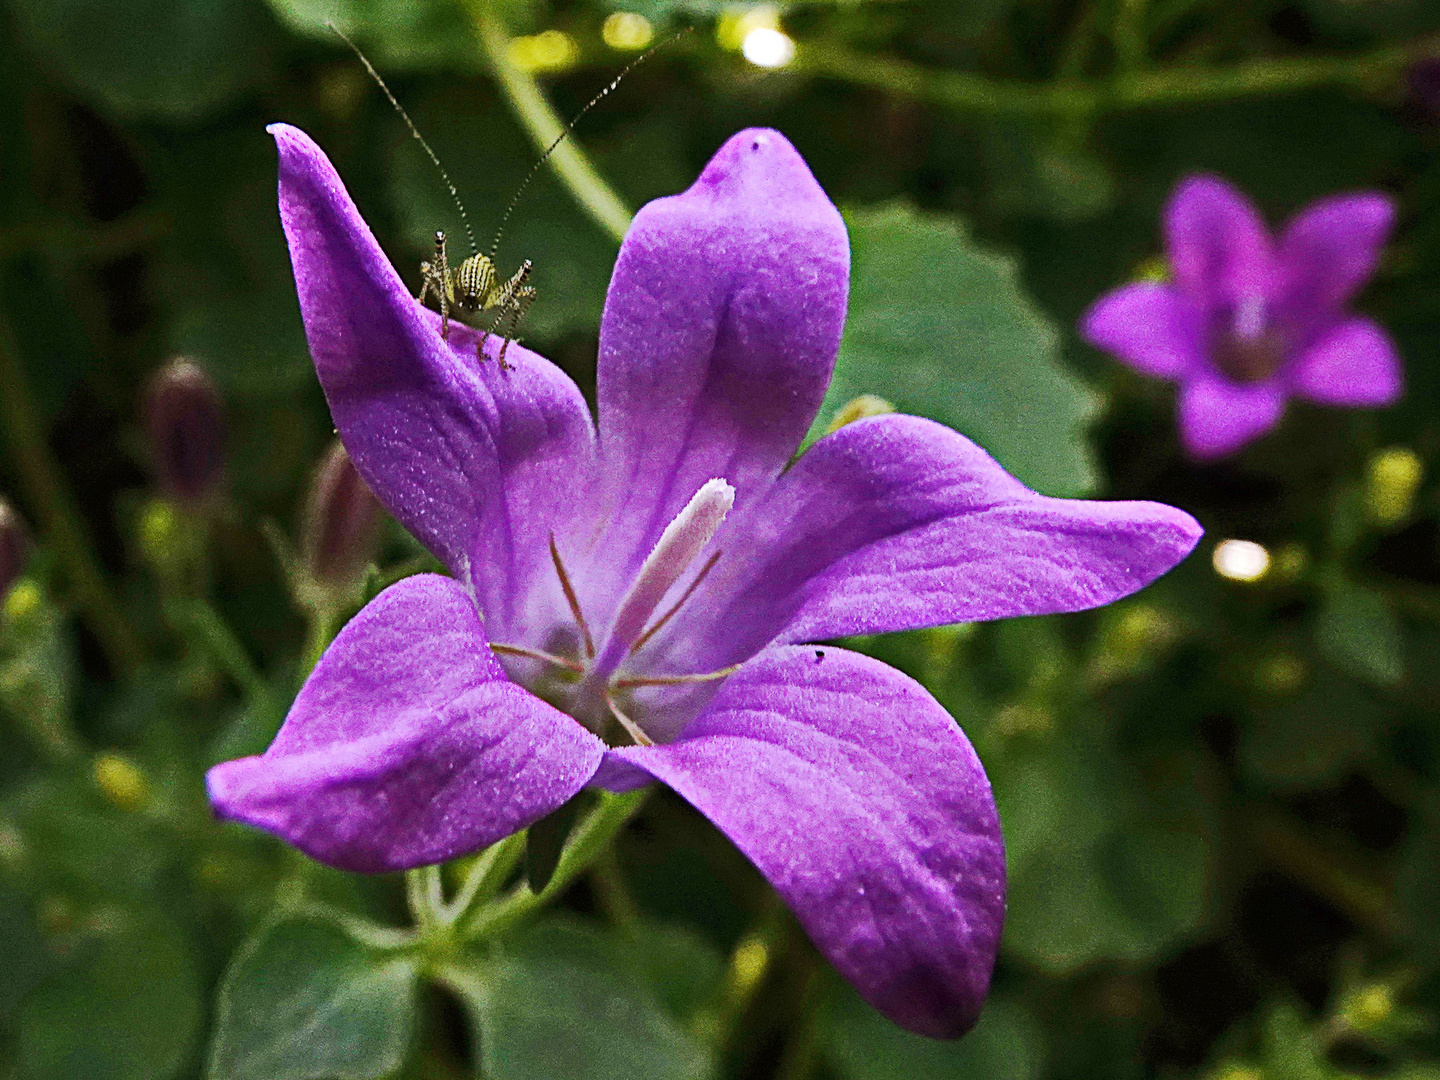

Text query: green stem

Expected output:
[407,865,446,930]
[0,305,144,679]
[589,843,641,933]
[462,788,648,940]
[441,831,526,926]
[167,598,267,701]
[468,5,633,244]
[1248,804,1392,935]
[773,964,824,1080]
[795,37,1430,119]
[300,606,337,681]
[699,896,790,1054]
[1111,0,1150,74]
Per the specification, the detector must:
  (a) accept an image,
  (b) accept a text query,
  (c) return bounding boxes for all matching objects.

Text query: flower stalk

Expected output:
[0,304,144,679]
[467,3,633,244]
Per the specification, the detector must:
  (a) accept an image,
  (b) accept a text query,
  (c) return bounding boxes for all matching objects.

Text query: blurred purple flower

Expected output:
[1081,174,1402,459]
[208,124,1203,1037]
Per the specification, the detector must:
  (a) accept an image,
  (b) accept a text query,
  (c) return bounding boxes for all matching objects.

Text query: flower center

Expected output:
[491,478,737,745]
[1212,297,1285,385]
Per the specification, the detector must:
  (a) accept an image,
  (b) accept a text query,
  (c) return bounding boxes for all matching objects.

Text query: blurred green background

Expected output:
[4,0,1440,1077]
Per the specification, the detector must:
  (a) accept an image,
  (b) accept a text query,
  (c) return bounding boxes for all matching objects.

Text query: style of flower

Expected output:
[1081,174,1402,460]
[207,123,1202,1037]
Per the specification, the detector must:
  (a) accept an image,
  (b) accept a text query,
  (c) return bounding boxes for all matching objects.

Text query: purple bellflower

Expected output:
[1081,174,1402,460]
[207,124,1203,1038]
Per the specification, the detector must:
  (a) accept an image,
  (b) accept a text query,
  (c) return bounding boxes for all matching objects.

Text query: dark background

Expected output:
[3,0,1440,1077]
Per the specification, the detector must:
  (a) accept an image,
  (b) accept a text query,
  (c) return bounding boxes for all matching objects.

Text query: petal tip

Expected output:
[688,127,836,218]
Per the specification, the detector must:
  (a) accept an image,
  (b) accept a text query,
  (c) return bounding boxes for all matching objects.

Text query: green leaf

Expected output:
[1241,676,1385,791]
[819,203,1100,495]
[450,918,713,1080]
[15,910,202,1080]
[0,885,52,1018]
[822,982,1044,1080]
[620,921,725,1022]
[8,0,273,119]
[207,914,420,1080]
[993,726,1211,970]
[1314,581,1405,688]
[258,0,493,68]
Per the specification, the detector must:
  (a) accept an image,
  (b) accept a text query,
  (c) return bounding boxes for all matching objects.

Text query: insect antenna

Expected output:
[488,25,692,262]
[329,21,479,257]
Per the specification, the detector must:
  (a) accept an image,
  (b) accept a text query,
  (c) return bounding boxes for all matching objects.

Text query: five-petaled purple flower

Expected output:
[1081,174,1402,460]
[207,123,1203,1038]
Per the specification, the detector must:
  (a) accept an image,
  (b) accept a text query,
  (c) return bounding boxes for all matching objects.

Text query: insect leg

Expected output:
[495,285,537,371]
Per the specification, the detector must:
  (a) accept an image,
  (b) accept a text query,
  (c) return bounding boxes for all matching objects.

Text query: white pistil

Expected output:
[590,478,734,679]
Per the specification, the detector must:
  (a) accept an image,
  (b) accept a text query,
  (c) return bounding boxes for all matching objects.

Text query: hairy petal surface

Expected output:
[1277,192,1395,316]
[650,415,1200,671]
[207,575,604,873]
[270,124,595,625]
[609,646,1004,1039]
[1177,377,1286,460]
[1079,282,1204,380]
[585,128,849,611]
[1289,317,1403,407]
[1165,174,1274,308]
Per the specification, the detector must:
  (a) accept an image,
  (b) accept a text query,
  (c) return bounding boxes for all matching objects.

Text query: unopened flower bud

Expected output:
[92,752,150,812]
[301,441,385,589]
[1365,446,1423,527]
[144,359,226,505]
[1408,57,1440,122]
[825,394,895,435]
[0,497,31,598]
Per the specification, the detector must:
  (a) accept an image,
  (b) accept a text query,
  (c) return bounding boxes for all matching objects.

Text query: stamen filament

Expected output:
[630,549,722,656]
[612,664,741,689]
[606,695,654,746]
[489,642,585,674]
[550,533,595,658]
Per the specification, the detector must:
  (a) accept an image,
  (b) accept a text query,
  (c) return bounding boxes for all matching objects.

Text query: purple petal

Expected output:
[1164,174,1273,308]
[269,124,595,633]
[587,128,848,604]
[1079,282,1204,380]
[1289,317,1402,407]
[609,645,1004,1039]
[1276,192,1394,317]
[1176,377,1285,459]
[644,414,1200,670]
[207,575,604,873]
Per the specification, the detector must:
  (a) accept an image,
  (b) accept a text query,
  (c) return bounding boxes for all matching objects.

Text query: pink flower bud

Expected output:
[144,359,226,504]
[0,497,30,597]
[301,441,385,588]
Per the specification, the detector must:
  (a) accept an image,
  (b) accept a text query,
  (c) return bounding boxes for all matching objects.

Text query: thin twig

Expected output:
[0,304,144,678]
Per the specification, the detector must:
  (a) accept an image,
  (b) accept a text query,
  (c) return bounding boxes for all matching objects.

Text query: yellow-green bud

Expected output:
[1365,447,1423,527]
[93,753,150,812]
[508,30,580,73]
[826,395,896,435]
[3,578,43,629]
[1256,653,1307,696]
[1340,982,1395,1033]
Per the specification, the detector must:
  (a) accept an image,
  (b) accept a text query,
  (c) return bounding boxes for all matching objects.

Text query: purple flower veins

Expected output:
[1081,174,1402,459]
[207,123,1203,1038]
